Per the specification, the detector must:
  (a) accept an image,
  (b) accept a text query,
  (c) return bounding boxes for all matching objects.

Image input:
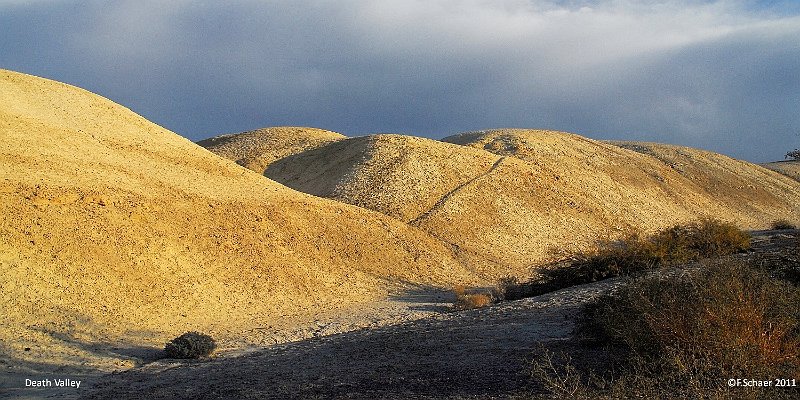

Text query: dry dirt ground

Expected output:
[79,281,618,400]
[0,230,786,400]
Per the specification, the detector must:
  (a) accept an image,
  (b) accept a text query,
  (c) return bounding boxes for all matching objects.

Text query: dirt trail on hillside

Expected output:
[204,128,800,274]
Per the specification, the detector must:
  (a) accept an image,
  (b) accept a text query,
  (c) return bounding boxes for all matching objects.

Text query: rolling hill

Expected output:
[203,128,800,271]
[0,70,475,371]
[196,126,345,173]
[4,68,799,376]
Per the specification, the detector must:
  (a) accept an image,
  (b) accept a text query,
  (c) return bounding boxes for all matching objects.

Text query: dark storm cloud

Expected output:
[1,0,798,161]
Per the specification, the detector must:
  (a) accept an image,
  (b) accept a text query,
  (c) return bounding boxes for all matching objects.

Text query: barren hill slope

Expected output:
[207,128,800,272]
[446,130,800,226]
[761,160,800,181]
[238,133,612,270]
[196,126,345,173]
[262,134,500,222]
[608,140,800,216]
[0,70,476,372]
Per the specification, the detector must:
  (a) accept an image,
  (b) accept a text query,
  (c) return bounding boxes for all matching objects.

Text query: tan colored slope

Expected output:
[217,128,800,272]
[0,70,475,371]
[761,160,800,181]
[442,129,790,261]
[448,131,800,228]
[261,134,502,222]
[608,141,800,219]
[212,133,540,269]
[197,126,345,173]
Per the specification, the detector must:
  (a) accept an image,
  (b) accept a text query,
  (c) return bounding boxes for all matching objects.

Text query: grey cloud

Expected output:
[0,1,798,161]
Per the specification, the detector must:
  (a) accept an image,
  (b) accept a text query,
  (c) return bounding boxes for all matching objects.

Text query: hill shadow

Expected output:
[1,308,164,399]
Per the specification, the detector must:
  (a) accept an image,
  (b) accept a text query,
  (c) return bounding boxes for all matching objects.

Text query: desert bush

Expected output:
[771,219,797,230]
[787,149,800,160]
[453,292,492,310]
[684,218,751,257]
[568,260,800,398]
[505,219,750,300]
[164,331,216,359]
[529,348,589,399]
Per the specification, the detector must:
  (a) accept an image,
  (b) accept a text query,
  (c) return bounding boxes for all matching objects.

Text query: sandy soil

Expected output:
[0,286,454,399]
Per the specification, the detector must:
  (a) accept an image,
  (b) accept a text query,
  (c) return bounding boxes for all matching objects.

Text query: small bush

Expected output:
[453,292,492,310]
[164,331,216,359]
[786,149,800,160]
[529,348,588,399]
[771,219,797,230]
[687,218,751,257]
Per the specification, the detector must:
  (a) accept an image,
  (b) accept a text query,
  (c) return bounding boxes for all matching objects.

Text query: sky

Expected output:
[1,0,799,162]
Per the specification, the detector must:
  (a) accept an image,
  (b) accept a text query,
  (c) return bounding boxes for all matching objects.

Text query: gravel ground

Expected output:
[79,279,623,400]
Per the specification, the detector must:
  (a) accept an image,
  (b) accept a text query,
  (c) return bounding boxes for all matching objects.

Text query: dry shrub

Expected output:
[529,348,588,399]
[506,219,750,300]
[681,218,751,258]
[164,331,216,359]
[771,219,797,230]
[452,284,466,297]
[570,260,800,398]
[453,293,492,310]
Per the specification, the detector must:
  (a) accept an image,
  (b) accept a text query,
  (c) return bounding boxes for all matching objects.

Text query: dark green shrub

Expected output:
[164,331,216,359]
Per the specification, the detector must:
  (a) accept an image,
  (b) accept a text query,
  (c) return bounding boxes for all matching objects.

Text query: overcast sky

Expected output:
[2,1,799,162]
